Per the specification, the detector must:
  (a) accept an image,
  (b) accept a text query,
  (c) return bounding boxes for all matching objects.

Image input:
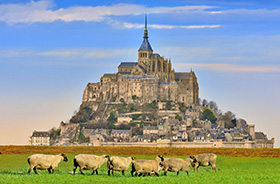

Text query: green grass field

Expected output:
[1,153,280,184]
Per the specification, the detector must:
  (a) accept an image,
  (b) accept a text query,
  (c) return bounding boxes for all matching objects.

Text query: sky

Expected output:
[0,0,279,147]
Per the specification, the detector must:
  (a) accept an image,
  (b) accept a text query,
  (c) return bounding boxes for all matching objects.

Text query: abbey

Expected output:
[82,15,199,109]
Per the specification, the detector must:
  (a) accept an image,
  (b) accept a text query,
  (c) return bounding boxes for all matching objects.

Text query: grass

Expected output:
[1,152,280,184]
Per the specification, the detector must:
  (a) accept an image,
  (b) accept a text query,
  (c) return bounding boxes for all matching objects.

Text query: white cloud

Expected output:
[0,1,217,25]
[119,22,220,29]
[175,63,280,73]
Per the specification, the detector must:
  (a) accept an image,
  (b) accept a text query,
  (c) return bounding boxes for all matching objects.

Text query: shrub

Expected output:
[202,108,217,123]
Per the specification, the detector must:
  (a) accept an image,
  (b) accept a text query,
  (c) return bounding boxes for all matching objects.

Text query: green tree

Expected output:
[130,104,136,111]
[70,107,92,124]
[175,114,181,121]
[132,95,137,101]
[108,112,117,124]
[166,101,172,110]
[120,98,124,102]
[202,108,217,123]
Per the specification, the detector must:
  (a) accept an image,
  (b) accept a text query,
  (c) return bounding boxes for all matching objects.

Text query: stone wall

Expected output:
[97,140,273,148]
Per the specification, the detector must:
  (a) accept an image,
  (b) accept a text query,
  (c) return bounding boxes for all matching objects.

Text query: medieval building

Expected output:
[82,14,199,109]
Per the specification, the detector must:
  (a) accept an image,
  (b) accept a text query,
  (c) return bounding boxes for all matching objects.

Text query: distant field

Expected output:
[1,145,280,157]
[0,146,280,184]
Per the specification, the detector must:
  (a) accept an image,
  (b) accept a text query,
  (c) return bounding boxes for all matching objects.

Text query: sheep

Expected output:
[107,156,135,176]
[190,153,217,172]
[27,153,68,174]
[73,154,109,175]
[160,157,193,176]
[131,155,164,177]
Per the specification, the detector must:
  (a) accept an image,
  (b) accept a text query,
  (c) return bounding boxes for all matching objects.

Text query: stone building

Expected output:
[81,14,199,109]
[111,130,131,142]
[117,114,132,124]
[29,130,50,146]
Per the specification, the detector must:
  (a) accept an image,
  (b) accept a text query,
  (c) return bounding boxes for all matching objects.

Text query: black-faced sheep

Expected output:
[160,157,193,176]
[190,153,217,172]
[131,155,164,177]
[27,153,68,174]
[107,156,135,176]
[73,154,109,175]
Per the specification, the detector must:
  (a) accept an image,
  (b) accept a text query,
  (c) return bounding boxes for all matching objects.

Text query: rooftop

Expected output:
[118,62,138,68]
[32,131,49,137]
[175,72,190,80]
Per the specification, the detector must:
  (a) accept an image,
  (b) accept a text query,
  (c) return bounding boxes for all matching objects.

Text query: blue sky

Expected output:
[0,0,279,147]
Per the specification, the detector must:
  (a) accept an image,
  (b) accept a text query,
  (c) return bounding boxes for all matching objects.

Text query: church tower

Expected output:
[138,12,153,69]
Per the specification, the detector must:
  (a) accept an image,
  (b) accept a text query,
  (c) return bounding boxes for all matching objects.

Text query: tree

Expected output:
[202,108,217,123]
[208,101,218,114]
[166,101,172,110]
[202,99,208,107]
[108,112,117,124]
[175,114,181,121]
[116,123,130,130]
[130,104,136,111]
[120,98,124,102]
[132,95,137,101]
[70,106,92,124]
[131,126,142,136]
[222,111,236,128]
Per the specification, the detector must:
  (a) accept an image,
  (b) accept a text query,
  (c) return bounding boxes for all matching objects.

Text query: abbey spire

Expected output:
[138,12,153,67]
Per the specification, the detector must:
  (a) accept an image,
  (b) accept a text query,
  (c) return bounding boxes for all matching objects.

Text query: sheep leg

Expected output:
[33,167,38,174]
[48,168,52,174]
[185,170,189,176]
[28,167,33,174]
[79,168,84,175]
[131,167,135,176]
[73,166,77,175]
[155,172,159,177]
[122,170,125,176]
[212,165,216,172]
[108,169,111,176]
[138,173,143,177]
[95,169,98,175]
[177,171,179,175]
[91,169,95,175]
[164,171,167,176]
[112,170,114,175]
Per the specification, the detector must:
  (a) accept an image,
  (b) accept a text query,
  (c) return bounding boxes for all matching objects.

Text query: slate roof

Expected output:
[119,72,131,75]
[159,82,171,85]
[112,130,130,134]
[118,115,132,118]
[118,62,138,68]
[175,72,190,80]
[143,126,158,130]
[103,74,116,78]
[149,53,160,59]
[255,132,266,139]
[32,131,49,137]
[184,115,190,119]
[138,38,153,51]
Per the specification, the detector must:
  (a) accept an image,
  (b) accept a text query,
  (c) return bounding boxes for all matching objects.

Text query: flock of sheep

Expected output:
[27,153,217,176]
